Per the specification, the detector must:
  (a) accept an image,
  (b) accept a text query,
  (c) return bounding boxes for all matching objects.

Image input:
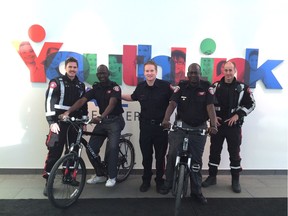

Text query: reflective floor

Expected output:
[0,174,287,199]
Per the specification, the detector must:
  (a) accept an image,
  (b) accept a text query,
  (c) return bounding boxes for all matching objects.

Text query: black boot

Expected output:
[232,174,241,193]
[202,176,217,187]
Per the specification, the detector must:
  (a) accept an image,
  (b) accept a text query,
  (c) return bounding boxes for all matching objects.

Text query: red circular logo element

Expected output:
[28,24,46,42]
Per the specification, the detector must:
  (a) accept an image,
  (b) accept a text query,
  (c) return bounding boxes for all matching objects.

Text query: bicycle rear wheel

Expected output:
[47,153,86,208]
[116,139,135,183]
[174,164,186,216]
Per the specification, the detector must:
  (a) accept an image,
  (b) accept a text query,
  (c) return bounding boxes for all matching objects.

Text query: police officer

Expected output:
[43,57,88,196]
[158,63,218,205]
[122,60,173,193]
[62,64,125,188]
[202,61,256,193]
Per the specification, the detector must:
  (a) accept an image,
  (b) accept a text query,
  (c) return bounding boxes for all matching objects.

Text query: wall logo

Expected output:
[13,24,284,89]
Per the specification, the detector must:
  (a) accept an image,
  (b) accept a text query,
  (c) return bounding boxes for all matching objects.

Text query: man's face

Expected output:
[187,65,200,84]
[65,62,78,80]
[223,62,236,83]
[144,64,157,82]
[96,68,110,82]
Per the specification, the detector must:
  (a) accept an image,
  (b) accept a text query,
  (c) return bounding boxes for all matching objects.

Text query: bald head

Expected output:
[188,63,201,73]
[187,63,201,85]
[97,64,109,74]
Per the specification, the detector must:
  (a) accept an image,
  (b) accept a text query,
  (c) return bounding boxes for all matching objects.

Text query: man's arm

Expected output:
[61,97,88,118]
[161,101,177,128]
[122,94,133,101]
[206,103,218,134]
[236,86,256,118]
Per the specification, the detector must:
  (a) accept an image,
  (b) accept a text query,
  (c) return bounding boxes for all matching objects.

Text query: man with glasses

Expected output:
[202,61,255,193]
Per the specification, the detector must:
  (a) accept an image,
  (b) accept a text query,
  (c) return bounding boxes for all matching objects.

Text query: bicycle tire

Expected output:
[47,153,86,208]
[174,164,185,216]
[116,139,135,183]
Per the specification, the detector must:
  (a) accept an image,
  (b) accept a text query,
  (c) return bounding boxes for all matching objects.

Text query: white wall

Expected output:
[0,0,287,170]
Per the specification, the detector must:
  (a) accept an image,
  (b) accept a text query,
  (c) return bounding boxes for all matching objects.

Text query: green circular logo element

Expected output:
[200,38,216,55]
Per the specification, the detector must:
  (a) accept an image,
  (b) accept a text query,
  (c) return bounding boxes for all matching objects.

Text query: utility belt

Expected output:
[140,118,162,125]
[102,114,122,119]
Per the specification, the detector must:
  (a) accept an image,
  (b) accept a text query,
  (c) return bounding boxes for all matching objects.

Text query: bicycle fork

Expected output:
[63,143,84,181]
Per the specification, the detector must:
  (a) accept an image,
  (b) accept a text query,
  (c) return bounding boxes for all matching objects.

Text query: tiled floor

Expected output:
[0,174,287,199]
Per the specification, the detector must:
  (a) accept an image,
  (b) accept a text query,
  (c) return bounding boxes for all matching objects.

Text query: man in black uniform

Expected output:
[62,64,125,187]
[122,60,174,193]
[202,61,255,193]
[43,57,88,196]
[158,63,218,204]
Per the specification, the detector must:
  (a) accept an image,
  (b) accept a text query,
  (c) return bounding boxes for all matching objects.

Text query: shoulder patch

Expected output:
[49,81,57,89]
[113,86,120,92]
[208,87,214,95]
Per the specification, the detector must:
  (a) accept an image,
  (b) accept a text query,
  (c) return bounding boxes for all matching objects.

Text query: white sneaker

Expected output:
[105,178,116,187]
[86,175,106,184]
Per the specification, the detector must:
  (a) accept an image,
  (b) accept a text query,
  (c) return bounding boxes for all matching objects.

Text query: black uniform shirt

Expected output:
[171,80,215,126]
[84,80,124,115]
[131,79,173,121]
[213,77,255,123]
[45,74,88,124]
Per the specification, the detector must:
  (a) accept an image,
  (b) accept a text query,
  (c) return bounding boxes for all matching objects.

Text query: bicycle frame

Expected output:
[47,116,135,208]
[171,124,207,216]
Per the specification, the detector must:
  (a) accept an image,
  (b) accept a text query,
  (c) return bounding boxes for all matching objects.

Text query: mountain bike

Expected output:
[47,116,135,208]
[170,124,207,216]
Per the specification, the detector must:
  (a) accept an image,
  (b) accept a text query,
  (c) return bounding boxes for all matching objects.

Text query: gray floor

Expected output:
[0,174,287,199]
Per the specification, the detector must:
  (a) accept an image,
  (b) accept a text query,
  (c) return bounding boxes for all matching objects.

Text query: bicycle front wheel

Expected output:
[47,153,86,208]
[174,164,186,216]
[116,139,135,183]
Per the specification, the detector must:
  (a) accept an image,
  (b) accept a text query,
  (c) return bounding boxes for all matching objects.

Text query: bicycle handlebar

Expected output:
[165,124,208,135]
[60,116,92,125]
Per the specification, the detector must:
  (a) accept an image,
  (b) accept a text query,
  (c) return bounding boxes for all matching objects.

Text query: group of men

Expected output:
[43,57,255,205]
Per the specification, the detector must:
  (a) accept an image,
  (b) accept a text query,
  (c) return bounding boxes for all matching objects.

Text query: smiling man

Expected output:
[202,61,256,193]
[158,63,218,205]
[61,64,125,188]
[122,60,174,193]
[43,57,88,196]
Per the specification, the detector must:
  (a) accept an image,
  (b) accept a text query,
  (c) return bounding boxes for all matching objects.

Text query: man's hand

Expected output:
[216,117,222,127]
[161,120,171,129]
[50,123,60,134]
[224,114,239,126]
[59,111,70,120]
[91,116,102,124]
[208,126,218,135]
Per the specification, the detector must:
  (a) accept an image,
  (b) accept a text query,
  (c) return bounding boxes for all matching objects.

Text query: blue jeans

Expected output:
[87,115,125,179]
